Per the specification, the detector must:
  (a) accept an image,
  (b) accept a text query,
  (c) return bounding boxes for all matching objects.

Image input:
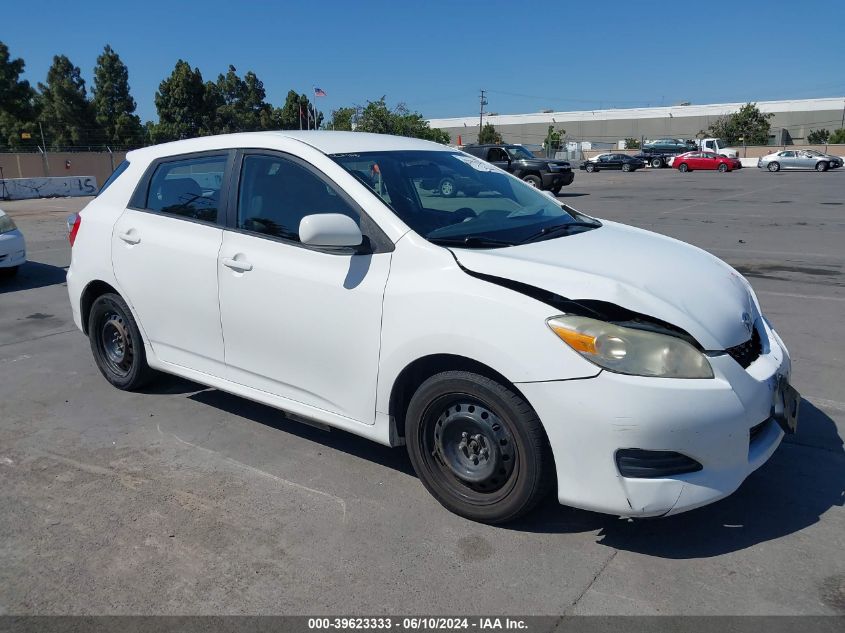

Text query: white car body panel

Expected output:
[66,131,794,519]
[0,209,27,269]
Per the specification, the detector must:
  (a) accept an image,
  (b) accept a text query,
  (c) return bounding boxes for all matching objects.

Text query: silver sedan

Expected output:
[758,149,843,172]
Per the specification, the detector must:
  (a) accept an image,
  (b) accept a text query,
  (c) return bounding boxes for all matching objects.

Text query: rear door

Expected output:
[217,150,392,424]
[779,151,797,168]
[112,151,233,376]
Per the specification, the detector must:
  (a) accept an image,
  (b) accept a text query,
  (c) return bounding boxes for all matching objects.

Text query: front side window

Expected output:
[145,155,227,222]
[506,146,535,160]
[331,150,599,248]
[237,154,358,242]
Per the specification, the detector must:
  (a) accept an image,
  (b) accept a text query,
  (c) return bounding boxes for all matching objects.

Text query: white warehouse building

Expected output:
[427,97,845,148]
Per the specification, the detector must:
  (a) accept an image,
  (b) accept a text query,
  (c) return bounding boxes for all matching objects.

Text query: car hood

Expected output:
[451,221,758,350]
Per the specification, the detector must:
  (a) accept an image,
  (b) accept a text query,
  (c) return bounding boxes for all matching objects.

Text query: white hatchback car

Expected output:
[0,208,27,277]
[66,132,799,523]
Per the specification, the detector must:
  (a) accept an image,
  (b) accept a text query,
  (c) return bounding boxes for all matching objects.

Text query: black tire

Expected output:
[651,157,663,169]
[0,266,19,279]
[405,371,554,524]
[585,163,596,173]
[439,177,457,198]
[88,293,155,390]
[816,161,829,172]
[678,163,689,173]
[522,174,542,188]
[622,163,632,172]
[718,163,729,172]
[768,162,780,172]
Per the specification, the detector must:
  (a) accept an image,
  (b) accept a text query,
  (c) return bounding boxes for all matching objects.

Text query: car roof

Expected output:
[126,131,449,162]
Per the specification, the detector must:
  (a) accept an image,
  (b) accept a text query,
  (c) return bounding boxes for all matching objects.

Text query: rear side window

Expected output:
[98,160,130,196]
[144,155,227,223]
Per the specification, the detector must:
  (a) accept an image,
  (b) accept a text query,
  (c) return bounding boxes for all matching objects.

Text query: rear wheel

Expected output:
[816,161,829,172]
[522,174,542,188]
[88,293,155,390]
[439,177,457,197]
[678,163,689,173]
[651,157,663,168]
[718,163,729,172]
[622,163,632,172]
[768,162,780,172]
[405,371,554,524]
[585,163,596,173]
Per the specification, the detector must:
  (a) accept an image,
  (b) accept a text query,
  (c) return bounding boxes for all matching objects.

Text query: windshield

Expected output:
[330,150,599,248]
[506,146,536,160]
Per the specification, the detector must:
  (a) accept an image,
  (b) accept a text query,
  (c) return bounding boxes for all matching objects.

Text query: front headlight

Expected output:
[547,315,713,379]
[0,214,17,235]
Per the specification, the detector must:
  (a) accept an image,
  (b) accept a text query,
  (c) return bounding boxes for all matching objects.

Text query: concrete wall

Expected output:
[1,176,99,200]
[0,151,126,188]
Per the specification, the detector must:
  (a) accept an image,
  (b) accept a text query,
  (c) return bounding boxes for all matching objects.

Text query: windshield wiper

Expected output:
[519,221,600,244]
[429,235,516,248]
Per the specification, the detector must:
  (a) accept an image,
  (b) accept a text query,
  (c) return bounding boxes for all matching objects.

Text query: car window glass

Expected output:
[489,148,508,161]
[145,156,226,222]
[782,151,794,157]
[98,160,130,196]
[237,154,359,242]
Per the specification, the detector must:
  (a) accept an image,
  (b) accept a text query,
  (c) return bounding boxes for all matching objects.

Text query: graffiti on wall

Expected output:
[0,176,99,200]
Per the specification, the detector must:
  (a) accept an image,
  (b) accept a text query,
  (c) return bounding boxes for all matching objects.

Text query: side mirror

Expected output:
[299,214,363,248]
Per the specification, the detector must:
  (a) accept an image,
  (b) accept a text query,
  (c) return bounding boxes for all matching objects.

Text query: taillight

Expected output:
[67,213,82,247]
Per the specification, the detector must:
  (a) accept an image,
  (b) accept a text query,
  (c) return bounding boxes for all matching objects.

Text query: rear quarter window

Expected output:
[97,160,130,196]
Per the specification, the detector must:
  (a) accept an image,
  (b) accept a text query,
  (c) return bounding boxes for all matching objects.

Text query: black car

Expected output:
[462,144,574,194]
[579,153,646,173]
[413,164,482,198]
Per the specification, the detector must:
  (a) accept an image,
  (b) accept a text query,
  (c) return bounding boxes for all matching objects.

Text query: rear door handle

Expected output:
[118,231,140,245]
[222,257,253,272]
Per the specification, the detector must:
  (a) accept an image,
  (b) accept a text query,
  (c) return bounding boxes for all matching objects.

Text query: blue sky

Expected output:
[4,0,844,123]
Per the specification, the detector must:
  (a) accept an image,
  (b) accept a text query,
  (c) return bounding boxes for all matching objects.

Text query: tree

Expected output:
[266,90,323,130]
[351,97,449,143]
[38,54,99,148]
[829,128,845,144]
[326,106,356,131]
[92,45,144,147]
[0,41,38,150]
[213,65,271,133]
[707,102,774,146]
[623,137,640,149]
[151,60,214,142]
[543,125,566,155]
[807,129,830,144]
[477,122,502,144]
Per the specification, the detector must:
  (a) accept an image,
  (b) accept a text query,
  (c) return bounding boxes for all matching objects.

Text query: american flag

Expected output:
[313,87,327,97]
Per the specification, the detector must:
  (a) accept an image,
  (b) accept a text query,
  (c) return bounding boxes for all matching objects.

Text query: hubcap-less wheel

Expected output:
[433,401,515,491]
[768,162,780,172]
[100,311,134,377]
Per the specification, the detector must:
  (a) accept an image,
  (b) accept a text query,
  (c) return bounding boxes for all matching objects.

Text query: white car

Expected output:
[66,132,799,524]
[0,208,26,277]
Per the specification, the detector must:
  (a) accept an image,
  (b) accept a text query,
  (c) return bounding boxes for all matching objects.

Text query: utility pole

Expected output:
[38,122,50,176]
[479,89,487,140]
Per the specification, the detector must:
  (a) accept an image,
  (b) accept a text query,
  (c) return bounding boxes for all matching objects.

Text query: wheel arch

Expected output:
[388,353,531,441]
[80,280,121,335]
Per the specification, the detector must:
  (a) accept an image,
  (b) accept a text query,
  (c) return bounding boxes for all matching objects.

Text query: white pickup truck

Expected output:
[696,138,741,158]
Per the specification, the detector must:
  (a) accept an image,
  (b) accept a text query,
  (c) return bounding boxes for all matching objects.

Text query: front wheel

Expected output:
[622,163,632,172]
[88,293,155,390]
[816,161,829,172]
[439,177,457,197]
[585,163,596,173]
[405,371,554,524]
[522,174,542,188]
[651,157,663,168]
[768,162,780,172]
[718,163,729,172]
[678,163,689,173]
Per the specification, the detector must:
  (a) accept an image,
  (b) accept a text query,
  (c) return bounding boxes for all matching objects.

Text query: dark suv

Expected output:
[462,144,574,194]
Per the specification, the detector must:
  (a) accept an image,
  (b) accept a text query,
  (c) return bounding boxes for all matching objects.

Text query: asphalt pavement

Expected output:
[0,166,843,616]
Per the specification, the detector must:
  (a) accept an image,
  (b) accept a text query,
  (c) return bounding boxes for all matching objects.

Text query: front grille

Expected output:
[726,327,762,368]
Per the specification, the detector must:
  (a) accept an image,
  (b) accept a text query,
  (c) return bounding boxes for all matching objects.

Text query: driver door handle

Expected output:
[118,231,140,245]
[222,257,253,272]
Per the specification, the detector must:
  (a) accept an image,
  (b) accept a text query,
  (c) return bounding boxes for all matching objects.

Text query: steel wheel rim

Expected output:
[420,395,519,502]
[100,311,133,376]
